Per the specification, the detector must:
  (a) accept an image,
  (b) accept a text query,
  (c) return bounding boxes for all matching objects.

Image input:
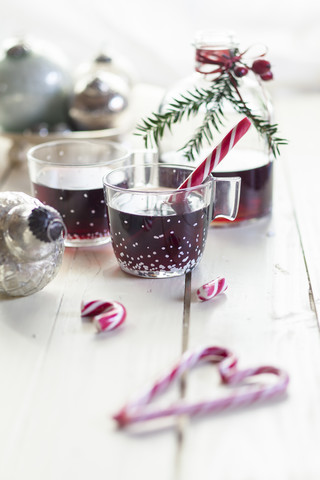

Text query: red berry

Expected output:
[252,59,271,75]
[260,71,273,81]
[233,65,249,77]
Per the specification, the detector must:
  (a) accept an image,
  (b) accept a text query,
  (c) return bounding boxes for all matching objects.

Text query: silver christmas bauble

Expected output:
[0,37,73,132]
[68,52,134,130]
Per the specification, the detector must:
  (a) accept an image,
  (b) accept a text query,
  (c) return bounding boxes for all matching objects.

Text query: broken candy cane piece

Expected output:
[81,299,116,317]
[93,301,126,333]
[197,276,228,301]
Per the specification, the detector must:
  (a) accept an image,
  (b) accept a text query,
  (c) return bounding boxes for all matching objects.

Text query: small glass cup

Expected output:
[103,163,240,278]
[27,139,129,247]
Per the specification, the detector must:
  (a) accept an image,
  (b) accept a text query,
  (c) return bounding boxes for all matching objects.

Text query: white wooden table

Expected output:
[1,86,320,480]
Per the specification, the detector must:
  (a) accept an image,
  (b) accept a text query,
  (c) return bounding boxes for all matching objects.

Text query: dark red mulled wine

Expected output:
[32,183,109,243]
[107,196,210,277]
[212,161,273,225]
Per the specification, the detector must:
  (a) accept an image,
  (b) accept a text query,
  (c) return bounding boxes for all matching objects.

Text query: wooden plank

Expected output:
[275,93,320,321]
[0,108,187,479]
[176,158,320,479]
[0,83,181,479]
[0,242,187,479]
[0,137,14,190]
[0,160,31,194]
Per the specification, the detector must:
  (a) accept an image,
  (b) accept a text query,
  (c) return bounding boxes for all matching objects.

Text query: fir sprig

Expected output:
[224,73,287,157]
[136,71,287,161]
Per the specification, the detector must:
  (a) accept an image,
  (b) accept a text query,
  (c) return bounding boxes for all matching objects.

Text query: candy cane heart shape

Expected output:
[113,345,289,428]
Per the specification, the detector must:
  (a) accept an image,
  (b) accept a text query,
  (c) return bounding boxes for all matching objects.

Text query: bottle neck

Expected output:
[194,31,238,76]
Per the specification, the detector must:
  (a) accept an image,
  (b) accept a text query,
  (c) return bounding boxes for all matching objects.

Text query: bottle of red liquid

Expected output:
[159,30,274,226]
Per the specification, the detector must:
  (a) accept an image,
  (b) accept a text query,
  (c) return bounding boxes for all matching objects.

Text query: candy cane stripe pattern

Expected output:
[113,345,289,428]
[197,276,228,301]
[81,299,126,333]
[93,302,126,333]
[178,117,251,190]
[81,300,114,317]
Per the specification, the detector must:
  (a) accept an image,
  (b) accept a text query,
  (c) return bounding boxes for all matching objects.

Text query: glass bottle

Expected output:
[159,30,274,225]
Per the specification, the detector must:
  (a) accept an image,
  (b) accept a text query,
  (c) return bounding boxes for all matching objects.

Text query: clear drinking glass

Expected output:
[103,163,240,278]
[27,139,129,247]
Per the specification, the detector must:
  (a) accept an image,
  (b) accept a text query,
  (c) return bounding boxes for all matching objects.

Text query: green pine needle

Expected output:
[135,72,287,161]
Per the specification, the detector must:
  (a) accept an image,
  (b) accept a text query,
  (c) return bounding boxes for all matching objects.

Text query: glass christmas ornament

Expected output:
[68,51,135,131]
[0,192,65,297]
[0,37,72,133]
[157,31,275,225]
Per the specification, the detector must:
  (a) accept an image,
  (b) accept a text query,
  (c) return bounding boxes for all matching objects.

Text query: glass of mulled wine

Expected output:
[27,139,130,247]
[103,163,241,278]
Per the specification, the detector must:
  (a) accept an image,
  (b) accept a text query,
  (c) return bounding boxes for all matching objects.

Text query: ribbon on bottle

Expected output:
[195,44,269,76]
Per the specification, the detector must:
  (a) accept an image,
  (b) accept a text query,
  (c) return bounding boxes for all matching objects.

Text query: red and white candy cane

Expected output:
[113,345,289,428]
[81,300,126,333]
[177,117,251,190]
[197,276,228,301]
[93,302,126,333]
[81,300,114,317]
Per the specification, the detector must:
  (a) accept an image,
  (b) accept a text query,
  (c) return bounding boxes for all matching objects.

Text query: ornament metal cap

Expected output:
[28,206,65,243]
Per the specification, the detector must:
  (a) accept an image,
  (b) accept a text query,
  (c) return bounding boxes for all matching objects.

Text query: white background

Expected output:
[1,0,320,92]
